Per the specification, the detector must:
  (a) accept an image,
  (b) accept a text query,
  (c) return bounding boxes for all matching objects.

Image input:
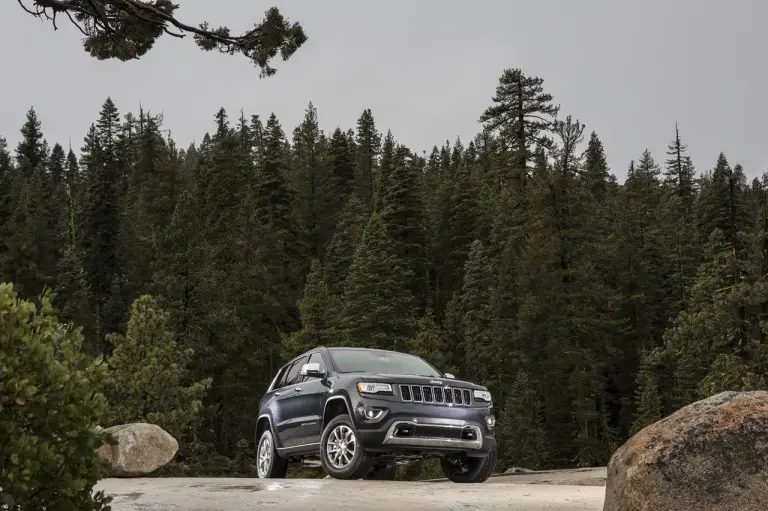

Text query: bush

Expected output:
[0,283,112,511]
[104,295,211,444]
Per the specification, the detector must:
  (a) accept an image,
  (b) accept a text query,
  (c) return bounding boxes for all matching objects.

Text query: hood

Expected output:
[348,372,486,390]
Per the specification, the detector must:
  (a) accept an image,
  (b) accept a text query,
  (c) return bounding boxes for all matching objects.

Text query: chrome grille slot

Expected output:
[397,383,472,407]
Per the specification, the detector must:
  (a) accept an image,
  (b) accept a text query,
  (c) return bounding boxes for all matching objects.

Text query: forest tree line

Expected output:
[1,67,766,474]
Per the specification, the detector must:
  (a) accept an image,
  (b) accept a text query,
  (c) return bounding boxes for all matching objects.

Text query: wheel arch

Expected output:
[322,395,352,431]
[256,414,274,445]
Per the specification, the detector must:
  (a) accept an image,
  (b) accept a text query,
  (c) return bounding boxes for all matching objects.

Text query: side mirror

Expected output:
[301,362,325,378]
[444,373,456,379]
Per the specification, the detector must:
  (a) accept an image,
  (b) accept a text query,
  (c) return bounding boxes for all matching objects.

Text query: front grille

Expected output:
[392,424,478,441]
[413,425,461,439]
[399,384,472,406]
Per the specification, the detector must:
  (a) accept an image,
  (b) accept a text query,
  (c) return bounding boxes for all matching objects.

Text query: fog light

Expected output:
[485,415,496,429]
[360,406,387,422]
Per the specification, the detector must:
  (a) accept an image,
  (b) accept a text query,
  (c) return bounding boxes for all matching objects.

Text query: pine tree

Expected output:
[0,137,14,274]
[664,123,695,215]
[281,259,338,359]
[497,371,549,469]
[431,146,482,317]
[323,194,368,298]
[55,245,94,352]
[479,68,559,188]
[121,110,179,301]
[2,108,58,297]
[630,350,662,435]
[79,98,125,344]
[105,295,211,440]
[328,127,357,220]
[252,113,305,296]
[355,109,381,208]
[696,153,751,246]
[456,240,495,385]
[380,145,430,313]
[582,131,610,202]
[292,102,331,258]
[408,308,453,374]
[66,147,81,193]
[46,144,69,256]
[339,212,416,351]
[374,131,395,210]
[659,126,699,325]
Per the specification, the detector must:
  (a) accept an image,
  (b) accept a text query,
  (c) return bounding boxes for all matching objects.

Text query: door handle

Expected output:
[294,387,302,392]
[274,391,281,397]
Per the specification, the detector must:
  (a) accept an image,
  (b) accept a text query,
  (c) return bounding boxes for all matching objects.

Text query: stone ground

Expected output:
[96,467,607,510]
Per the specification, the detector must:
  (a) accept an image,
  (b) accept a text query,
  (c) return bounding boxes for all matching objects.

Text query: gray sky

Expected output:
[2,0,765,181]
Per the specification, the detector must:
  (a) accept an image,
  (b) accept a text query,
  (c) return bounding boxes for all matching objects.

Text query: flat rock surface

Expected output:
[96,469,606,510]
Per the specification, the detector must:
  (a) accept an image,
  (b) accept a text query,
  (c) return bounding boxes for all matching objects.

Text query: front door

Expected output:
[289,352,328,445]
[274,352,327,449]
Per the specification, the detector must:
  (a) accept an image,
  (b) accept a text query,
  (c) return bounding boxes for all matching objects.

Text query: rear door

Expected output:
[273,355,309,447]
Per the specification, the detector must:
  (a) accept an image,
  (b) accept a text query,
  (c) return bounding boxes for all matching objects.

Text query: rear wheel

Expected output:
[256,429,288,479]
[440,445,497,483]
[320,415,373,479]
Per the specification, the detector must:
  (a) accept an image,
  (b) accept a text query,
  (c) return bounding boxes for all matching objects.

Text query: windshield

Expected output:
[330,349,441,377]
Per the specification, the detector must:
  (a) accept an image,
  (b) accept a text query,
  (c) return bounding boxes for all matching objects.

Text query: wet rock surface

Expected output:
[97,475,605,510]
[603,391,768,511]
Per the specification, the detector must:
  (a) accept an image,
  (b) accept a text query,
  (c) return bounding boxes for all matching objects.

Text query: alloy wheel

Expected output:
[326,424,356,469]
[257,434,273,477]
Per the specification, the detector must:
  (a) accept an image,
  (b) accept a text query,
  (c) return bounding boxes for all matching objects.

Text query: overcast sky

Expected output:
[2,0,765,181]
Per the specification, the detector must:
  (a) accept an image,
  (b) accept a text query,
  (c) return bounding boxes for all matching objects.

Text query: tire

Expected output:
[440,445,497,483]
[364,463,397,480]
[256,429,288,479]
[320,415,373,480]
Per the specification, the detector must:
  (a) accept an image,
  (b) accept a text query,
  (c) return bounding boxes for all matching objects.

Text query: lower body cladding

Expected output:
[354,402,497,457]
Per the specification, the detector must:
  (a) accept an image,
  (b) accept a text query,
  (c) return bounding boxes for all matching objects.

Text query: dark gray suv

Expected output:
[255,347,497,482]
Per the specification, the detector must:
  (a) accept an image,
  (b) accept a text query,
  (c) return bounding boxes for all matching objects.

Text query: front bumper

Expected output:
[352,398,496,455]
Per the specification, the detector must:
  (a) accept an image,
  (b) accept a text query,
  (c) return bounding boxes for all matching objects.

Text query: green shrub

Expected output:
[0,283,112,510]
[104,295,210,438]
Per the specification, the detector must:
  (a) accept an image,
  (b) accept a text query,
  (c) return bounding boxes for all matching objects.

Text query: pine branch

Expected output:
[19,0,307,75]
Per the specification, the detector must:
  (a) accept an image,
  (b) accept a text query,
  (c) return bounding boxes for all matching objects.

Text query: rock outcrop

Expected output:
[604,391,768,511]
[97,423,178,477]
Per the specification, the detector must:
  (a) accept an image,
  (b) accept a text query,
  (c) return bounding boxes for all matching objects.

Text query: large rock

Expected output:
[604,391,768,511]
[98,423,178,477]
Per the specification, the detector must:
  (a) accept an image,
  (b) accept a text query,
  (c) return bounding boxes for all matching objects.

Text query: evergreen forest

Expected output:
[2,67,766,475]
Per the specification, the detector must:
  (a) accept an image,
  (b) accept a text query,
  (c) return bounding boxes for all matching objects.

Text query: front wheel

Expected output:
[320,415,373,479]
[440,445,497,483]
[256,429,288,479]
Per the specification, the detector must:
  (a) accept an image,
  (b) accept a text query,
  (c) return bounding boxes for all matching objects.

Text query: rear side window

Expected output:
[282,356,307,387]
[271,365,289,390]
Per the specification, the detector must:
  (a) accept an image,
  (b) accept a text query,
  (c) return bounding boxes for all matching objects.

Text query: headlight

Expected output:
[473,390,492,402]
[357,382,392,394]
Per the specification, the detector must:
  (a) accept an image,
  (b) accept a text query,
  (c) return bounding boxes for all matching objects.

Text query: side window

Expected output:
[302,352,326,381]
[282,356,307,387]
[272,364,292,390]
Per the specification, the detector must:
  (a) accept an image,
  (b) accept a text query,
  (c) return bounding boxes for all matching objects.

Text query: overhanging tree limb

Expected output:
[18,0,307,77]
